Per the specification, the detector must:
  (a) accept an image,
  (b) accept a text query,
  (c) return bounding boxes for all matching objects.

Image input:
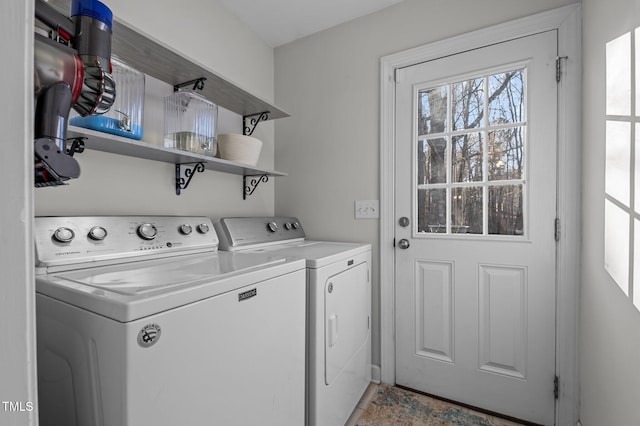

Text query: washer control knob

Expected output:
[284,222,292,230]
[88,226,108,241]
[267,222,278,232]
[196,223,210,234]
[53,227,75,243]
[292,222,300,230]
[179,224,193,235]
[137,223,158,240]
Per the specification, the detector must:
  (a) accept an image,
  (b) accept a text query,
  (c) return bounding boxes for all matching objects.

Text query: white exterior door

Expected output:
[394,31,558,425]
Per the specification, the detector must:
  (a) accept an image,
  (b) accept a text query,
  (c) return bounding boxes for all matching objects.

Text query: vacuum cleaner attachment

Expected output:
[34,0,115,186]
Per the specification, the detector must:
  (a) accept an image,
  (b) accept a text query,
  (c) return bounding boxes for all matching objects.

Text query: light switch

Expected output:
[355,200,379,219]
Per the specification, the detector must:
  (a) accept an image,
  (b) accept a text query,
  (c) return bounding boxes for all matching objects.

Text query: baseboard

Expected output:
[371,364,381,384]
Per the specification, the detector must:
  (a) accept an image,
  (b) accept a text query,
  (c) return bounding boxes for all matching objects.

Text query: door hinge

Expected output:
[554,375,559,399]
[554,218,560,242]
[556,56,568,83]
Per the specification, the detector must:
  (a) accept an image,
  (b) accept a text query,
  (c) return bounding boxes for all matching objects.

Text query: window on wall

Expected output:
[416,68,527,236]
[605,29,640,311]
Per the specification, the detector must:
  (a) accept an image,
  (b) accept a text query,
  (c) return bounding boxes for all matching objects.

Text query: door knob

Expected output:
[398,238,410,249]
[399,217,410,227]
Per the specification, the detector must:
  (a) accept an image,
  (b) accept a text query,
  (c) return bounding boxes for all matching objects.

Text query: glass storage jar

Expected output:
[69,56,145,140]
[164,91,218,156]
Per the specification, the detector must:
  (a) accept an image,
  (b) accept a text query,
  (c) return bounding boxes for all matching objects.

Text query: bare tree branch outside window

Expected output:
[416,68,526,235]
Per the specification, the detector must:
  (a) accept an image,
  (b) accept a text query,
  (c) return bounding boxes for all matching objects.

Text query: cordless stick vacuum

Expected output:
[34,0,116,186]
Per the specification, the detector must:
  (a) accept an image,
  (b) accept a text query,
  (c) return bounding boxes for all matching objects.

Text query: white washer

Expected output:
[214,217,372,426]
[34,216,306,426]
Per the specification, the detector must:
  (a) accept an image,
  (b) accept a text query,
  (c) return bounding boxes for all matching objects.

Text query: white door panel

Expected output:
[414,260,454,363]
[395,31,557,425]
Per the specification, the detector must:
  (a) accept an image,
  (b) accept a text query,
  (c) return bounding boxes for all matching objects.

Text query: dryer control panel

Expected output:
[215,217,305,251]
[35,216,218,269]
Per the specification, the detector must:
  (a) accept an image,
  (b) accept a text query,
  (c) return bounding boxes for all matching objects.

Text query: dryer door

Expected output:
[325,262,369,385]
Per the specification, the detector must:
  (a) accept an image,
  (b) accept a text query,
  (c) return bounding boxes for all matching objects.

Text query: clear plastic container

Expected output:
[69,56,145,140]
[164,91,218,156]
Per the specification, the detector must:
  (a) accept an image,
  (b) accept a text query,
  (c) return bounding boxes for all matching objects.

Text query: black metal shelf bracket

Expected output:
[176,162,205,195]
[243,174,269,199]
[243,111,270,136]
[66,137,86,157]
[173,77,207,92]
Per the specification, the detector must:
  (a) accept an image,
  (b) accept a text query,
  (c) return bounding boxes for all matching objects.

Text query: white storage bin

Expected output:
[217,134,263,166]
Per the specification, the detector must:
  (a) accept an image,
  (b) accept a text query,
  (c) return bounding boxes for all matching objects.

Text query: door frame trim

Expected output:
[379,4,581,425]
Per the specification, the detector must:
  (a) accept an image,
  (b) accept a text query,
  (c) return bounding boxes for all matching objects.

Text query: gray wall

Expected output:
[1,1,38,425]
[581,0,640,424]
[274,0,577,372]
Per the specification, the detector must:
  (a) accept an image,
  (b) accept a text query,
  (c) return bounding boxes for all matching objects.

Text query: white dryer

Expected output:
[215,217,372,426]
[34,216,306,426]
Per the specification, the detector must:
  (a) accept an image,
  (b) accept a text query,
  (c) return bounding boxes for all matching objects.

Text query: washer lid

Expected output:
[58,252,284,295]
[36,251,304,322]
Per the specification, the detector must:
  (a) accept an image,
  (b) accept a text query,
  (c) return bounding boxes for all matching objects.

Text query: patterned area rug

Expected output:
[356,385,524,426]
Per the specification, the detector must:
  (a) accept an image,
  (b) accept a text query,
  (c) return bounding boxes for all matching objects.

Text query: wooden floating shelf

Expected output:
[48,0,289,120]
[67,126,287,178]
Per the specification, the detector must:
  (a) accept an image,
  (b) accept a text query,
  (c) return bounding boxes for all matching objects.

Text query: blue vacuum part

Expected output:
[71,0,113,29]
[70,116,143,140]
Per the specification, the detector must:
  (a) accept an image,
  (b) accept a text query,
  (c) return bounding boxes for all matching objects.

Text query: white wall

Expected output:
[580,0,640,424]
[1,1,38,425]
[274,0,577,370]
[35,0,276,218]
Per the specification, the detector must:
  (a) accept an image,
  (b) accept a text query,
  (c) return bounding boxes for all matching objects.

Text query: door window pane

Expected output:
[488,185,524,235]
[452,78,484,131]
[452,133,483,183]
[418,86,448,135]
[488,127,525,180]
[452,187,483,234]
[415,66,526,237]
[488,70,525,125]
[418,138,447,184]
[418,188,447,233]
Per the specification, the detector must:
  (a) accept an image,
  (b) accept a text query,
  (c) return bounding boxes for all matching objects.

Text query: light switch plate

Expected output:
[355,200,380,219]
